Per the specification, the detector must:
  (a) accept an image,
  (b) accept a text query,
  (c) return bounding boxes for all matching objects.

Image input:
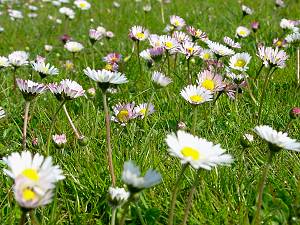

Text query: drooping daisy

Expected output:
[254,125,300,152]
[8,51,29,67]
[134,103,155,119]
[59,7,75,19]
[31,61,59,78]
[64,41,84,53]
[257,46,288,68]
[236,26,251,38]
[242,5,253,15]
[16,79,47,101]
[74,0,91,10]
[108,187,130,208]
[179,41,202,59]
[172,31,192,44]
[229,52,251,72]
[52,134,67,148]
[111,102,136,125]
[197,70,225,92]
[129,26,149,41]
[0,56,10,68]
[207,40,235,57]
[166,130,233,170]
[223,36,241,49]
[151,71,172,87]
[48,79,85,101]
[0,107,5,119]
[170,15,186,30]
[186,26,208,41]
[285,32,300,44]
[199,49,214,61]
[121,161,162,192]
[180,85,213,105]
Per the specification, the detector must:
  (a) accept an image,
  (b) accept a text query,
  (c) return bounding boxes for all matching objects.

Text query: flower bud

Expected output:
[290,107,300,119]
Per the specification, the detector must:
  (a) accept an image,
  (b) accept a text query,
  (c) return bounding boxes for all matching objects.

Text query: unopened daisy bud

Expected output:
[32,137,39,147]
[60,34,72,44]
[52,134,67,149]
[44,45,53,52]
[251,21,260,32]
[177,121,187,130]
[290,107,300,119]
[240,133,254,148]
[78,136,88,146]
[87,87,96,98]
[108,187,130,208]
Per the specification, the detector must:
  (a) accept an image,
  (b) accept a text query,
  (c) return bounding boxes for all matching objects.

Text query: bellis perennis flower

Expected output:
[180,85,213,105]
[152,71,172,87]
[229,52,251,72]
[0,56,10,68]
[64,41,84,53]
[16,79,47,101]
[129,26,149,41]
[257,46,288,68]
[108,187,130,208]
[8,51,29,67]
[31,61,59,78]
[48,79,85,101]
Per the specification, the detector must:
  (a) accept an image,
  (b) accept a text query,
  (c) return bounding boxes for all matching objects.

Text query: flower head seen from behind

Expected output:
[0,56,10,68]
[152,71,172,88]
[48,79,85,101]
[16,79,47,101]
[180,85,213,105]
[229,52,251,72]
[121,161,162,193]
[166,130,233,170]
[254,125,300,152]
[129,26,149,41]
[64,41,84,53]
[8,51,29,67]
[108,187,130,208]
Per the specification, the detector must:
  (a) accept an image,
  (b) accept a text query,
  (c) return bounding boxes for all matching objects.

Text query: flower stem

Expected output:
[63,104,81,139]
[13,67,17,91]
[111,207,117,225]
[187,58,191,83]
[168,164,188,225]
[137,41,142,78]
[18,210,27,225]
[29,211,40,225]
[136,203,146,225]
[181,170,201,225]
[160,0,165,24]
[297,47,300,86]
[46,100,66,155]
[102,90,116,187]
[143,89,155,129]
[191,106,197,135]
[254,63,264,81]
[167,51,170,77]
[22,101,30,150]
[119,201,130,225]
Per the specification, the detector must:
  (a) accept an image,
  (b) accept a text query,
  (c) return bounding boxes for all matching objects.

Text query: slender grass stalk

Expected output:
[102,90,116,187]
[29,211,40,225]
[63,104,81,139]
[253,150,275,225]
[143,89,155,129]
[136,203,147,225]
[167,51,170,77]
[191,106,197,135]
[168,164,188,225]
[160,0,165,24]
[173,53,178,70]
[257,67,277,124]
[22,101,30,150]
[181,170,201,225]
[46,100,66,155]
[187,58,191,83]
[120,201,130,225]
[285,118,293,132]
[254,63,264,81]
[111,207,117,225]
[19,210,27,225]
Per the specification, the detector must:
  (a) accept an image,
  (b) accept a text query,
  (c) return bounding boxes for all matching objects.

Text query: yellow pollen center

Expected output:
[23,188,36,201]
[174,20,180,26]
[203,53,210,60]
[136,32,145,39]
[139,109,146,115]
[117,109,129,122]
[234,59,246,68]
[181,147,200,160]
[202,79,215,91]
[187,47,194,54]
[105,64,113,71]
[79,3,86,8]
[276,40,282,47]
[165,41,173,49]
[22,168,39,181]
[189,95,204,103]
[238,30,246,36]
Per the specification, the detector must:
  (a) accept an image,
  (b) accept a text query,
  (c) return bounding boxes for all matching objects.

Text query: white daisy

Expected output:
[48,79,85,100]
[242,5,253,15]
[257,46,288,68]
[223,36,241,49]
[172,31,192,44]
[16,79,47,100]
[129,26,149,41]
[199,49,214,61]
[151,71,172,87]
[148,34,163,48]
[280,18,296,30]
[197,70,225,92]
[52,134,67,148]
[161,35,180,53]
[74,0,91,10]
[170,15,185,30]
[229,52,251,71]
[285,32,300,44]
[8,9,23,20]
[108,187,130,207]
[166,130,234,170]
[180,85,213,105]
[59,7,75,19]
[179,41,202,59]
[44,45,53,52]
[31,61,59,78]
[8,51,29,67]
[0,56,10,68]
[64,41,84,53]
[207,40,235,57]
[236,26,251,38]
[134,103,155,119]
[254,125,300,152]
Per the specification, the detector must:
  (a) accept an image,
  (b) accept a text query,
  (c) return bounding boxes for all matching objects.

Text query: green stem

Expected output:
[29,211,40,225]
[254,63,264,81]
[63,104,81,139]
[46,100,66,155]
[18,210,27,225]
[143,89,155,129]
[13,67,17,91]
[102,90,116,187]
[111,207,117,225]
[168,164,188,225]
[160,0,165,24]
[120,201,130,225]
[187,58,191,83]
[137,41,142,78]
[167,51,170,77]
[191,106,197,135]
[22,101,30,151]
[252,151,275,225]
[136,203,146,225]
[181,170,201,225]
[297,47,299,86]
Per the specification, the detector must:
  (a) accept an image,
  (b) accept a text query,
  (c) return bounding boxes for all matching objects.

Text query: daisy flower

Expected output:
[121,161,162,192]
[199,49,214,61]
[257,46,288,68]
[8,51,29,67]
[148,34,163,48]
[166,130,233,170]
[236,26,251,38]
[52,134,67,148]
[275,0,285,7]
[180,85,213,105]
[48,79,85,101]
[273,38,288,48]
[151,71,172,87]
[129,26,149,41]
[103,53,122,65]
[251,21,260,32]
[242,5,253,15]
[16,79,47,101]
[280,18,296,30]
[0,107,5,119]
[207,40,235,57]
[172,31,192,44]
[179,41,202,59]
[31,61,59,78]
[108,187,130,208]
[111,102,136,125]
[0,56,10,68]
[170,15,186,30]
[229,52,251,72]
[59,7,75,19]
[44,45,53,52]
[161,35,180,53]
[254,125,300,152]
[89,28,104,44]
[197,70,225,92]
[74,0,91,10]
[134,103,155,119]
[64,41,84,53]
[223,36,241,49]
[186,26,208,41]
[285,32,300,44]
[8,9,23,20]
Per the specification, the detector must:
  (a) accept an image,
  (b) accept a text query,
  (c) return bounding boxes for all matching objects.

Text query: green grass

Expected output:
[1,0,300,224]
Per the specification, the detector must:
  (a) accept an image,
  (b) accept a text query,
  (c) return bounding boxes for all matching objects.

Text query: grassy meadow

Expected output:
[0,0,300,224]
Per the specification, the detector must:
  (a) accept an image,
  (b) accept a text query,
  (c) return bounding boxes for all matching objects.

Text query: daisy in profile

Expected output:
[64,41,84,53]
[74,0,91,10]
[151,71,172,88]
[166,130,233,169]
[169,15,186,30]
[257,46,288,68]
[186,26,208,41]
[199,49,214,61]
[197,70,225,92]
[223,36,241,49]
[129,26,149,42]
[103,53,122,65]
[59,7,75,19]
[111,102,136,126]
[16,79,47,101]
[229,52,251,72]
[48,79,85,101]
[180,85,213,105]
[8,51,29,67]
[8,9,23,20]
[121,161,162,192]
[285,32,300,44]
[179,41,202,59]
[89,28,104,44]
[172,31,192,44]
[280,18,297,31]
[31,61,59,78]
[52,134,67,148]
[207,40,235,57]
[134,103,155,119]
[236,26,251,38]
[0,56,10,68]
[0,107,5,119]
[242,5,253,16]
[275,0,285,8]
[254,125,300,152]
[108,187,130,208]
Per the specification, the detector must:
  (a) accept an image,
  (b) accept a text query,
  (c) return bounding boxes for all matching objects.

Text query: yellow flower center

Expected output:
[234,59,246,68]
[195,30,201,37]
[174,20,180,27]
[117,109,129,122]
[79,2,87,8]
[203,53,211,60]
[136,32,145,39]
[139,109,146,115]
[22,168,39,181]
[105,64,113,71]
[23,188,36,201]
[238,30,246,36]
[165,41,173,49]
[181,147,200,160]
[41,67,49,74]
[189,95,204,103]
[202,79,215,91]
[187,47,194,54]
[276,40,282,47]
